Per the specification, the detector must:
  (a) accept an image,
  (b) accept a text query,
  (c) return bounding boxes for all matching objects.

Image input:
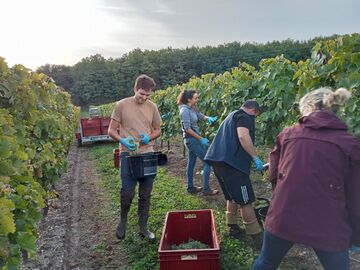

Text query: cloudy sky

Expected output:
[0,0,359,70]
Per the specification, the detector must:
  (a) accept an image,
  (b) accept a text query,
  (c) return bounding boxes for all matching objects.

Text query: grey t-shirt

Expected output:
[179,104,205,138]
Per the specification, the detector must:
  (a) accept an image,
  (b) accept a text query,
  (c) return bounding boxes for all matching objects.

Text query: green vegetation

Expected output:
[0,60,80,269]
[94,34,360,144]
[151,34,360,145]
[170,239,209,250]
[37,37,333,106]
[97,102,116,118]
[88,143,258,270]
[1,33,358,269]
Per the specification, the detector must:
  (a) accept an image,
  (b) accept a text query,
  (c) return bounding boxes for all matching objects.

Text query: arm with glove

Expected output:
[137,105,162,146]
[237,127,263,171]
[119,137,137,151]
[206,116,218,125]
[138,128,161,146]
[184,128,209,147]
[181,108,210,147]
[108,114,137,151]
[194,109,218,125]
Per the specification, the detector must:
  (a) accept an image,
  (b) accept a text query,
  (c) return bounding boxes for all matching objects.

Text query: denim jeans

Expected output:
[120,152,155,192]
[184,137,211,191]
[252,230,349,270]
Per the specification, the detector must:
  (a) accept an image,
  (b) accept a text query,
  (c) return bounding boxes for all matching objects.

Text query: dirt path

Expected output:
[22,145,128,270]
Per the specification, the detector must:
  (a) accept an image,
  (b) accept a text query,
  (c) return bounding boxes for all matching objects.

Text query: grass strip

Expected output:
[88,143,258,270]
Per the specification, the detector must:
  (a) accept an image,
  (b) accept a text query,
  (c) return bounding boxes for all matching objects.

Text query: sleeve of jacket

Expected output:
[269,134,282,183]
[195,109,205,121]
[179,107,191,131]
[346,147,360,246]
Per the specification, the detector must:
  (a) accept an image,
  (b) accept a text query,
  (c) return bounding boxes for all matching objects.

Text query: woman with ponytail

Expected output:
[177,89,219,195]
[252,87,360,270]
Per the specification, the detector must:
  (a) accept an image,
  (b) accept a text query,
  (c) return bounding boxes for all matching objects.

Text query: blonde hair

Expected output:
[299,87,351,116]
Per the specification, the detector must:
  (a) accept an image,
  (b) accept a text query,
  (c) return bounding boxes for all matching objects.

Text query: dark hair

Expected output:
[134,74,156,91]
[176,89,197,105]
[242,100,260,112]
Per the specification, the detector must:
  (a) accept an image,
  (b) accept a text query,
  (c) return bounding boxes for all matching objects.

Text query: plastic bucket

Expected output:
[154,152,168,166]
[127,153,158,179]
[257,206,269,220]
[254,197,270,226]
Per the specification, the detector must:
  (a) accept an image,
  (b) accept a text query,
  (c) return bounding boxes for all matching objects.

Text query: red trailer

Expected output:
[75,116,114,146]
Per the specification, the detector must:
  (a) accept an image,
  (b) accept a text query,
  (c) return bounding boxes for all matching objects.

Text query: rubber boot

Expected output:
[228,224,246,239]
[250,231,264,251]
[138,186,155,241]
[226,202,245,239]
[226,211,245,239]
[243,218,263,250]
[116,189,135,239]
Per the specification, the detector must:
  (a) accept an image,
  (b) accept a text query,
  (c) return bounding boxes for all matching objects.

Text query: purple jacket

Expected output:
[266,110,360,252]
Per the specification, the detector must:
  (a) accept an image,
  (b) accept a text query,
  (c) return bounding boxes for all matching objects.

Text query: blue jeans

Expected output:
[120,152,155,192]
[184,137,211,191]
[252,230,349,270]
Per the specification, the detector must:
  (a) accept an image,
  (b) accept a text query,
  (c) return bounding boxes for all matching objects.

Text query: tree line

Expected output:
[38,36,336,106]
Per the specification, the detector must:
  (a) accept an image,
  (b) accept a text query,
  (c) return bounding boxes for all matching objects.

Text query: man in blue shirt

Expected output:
[205,100,264,249]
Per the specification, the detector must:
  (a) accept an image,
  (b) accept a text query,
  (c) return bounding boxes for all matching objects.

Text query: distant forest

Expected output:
[38,36,336,106]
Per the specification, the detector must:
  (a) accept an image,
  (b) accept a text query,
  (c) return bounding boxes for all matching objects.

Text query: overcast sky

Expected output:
[0,0,359,70]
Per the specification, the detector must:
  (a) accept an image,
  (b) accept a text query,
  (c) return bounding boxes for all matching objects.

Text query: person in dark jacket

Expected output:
[177,89,219,195]
[205,100,264,249]
[252,87,360,270]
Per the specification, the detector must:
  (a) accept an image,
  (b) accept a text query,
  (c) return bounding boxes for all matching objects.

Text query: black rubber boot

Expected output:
[116,189,135,240]
[250,231,264,251]
[228,224,246,239]
[138,186,155,241]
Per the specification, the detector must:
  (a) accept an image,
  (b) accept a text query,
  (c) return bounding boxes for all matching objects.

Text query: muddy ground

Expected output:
[22,139,360,270]
[22,145,128,270]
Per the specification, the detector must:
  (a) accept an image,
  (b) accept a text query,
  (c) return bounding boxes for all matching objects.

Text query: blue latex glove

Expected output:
[119,137,136,151]
[200,138,209,147]
[352,245,360,253]
[139,133,151,145]
[253,156,264,171]
[207,116,218,125]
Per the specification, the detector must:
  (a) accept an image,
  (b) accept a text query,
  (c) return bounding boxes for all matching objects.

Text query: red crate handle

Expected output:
[181,255,198,261]
[184,213,197,219]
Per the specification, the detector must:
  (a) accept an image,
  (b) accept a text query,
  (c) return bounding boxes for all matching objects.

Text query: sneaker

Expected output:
[202,189,219,196]
[187,186,202,194]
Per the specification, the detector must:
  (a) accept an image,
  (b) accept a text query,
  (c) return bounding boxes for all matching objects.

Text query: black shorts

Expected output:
[211,161,255,205]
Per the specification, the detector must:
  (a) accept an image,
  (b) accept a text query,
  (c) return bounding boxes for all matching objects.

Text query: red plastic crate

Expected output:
[113,148,119,168]
[81,118,102,137]
[100,118,111,135]
[158,209,220,270]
